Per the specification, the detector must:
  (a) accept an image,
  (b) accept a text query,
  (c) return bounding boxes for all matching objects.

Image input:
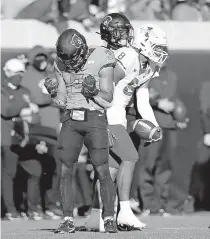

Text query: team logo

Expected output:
[71,34,83,49]
[102,16,112,27]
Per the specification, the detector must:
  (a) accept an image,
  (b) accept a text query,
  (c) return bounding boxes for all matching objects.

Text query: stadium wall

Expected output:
[1,20,210,205]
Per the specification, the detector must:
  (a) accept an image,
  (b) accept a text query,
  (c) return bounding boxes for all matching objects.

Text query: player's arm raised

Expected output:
[136,80,159,127]
[44,62,67,109]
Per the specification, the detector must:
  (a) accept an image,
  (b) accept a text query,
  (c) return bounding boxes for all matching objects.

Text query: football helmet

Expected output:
[100,13,133,49]
[132,25,168,65]
[56,29,88,72]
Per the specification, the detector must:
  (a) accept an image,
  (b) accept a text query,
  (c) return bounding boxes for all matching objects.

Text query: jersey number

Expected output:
[118,52,125,60]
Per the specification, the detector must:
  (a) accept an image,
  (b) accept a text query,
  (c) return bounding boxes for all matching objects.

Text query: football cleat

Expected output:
[104,218,118,233]
[54,218,75,234]
[117,209,146,231]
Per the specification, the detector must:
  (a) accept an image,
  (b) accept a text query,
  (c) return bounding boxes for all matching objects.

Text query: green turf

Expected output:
[1,213,210,239]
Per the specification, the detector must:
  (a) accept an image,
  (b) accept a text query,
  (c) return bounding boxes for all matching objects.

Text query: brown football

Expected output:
[130,119,161,141]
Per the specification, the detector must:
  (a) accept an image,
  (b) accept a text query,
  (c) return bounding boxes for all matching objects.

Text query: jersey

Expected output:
[106,47,159,127]
[54,46,116,112]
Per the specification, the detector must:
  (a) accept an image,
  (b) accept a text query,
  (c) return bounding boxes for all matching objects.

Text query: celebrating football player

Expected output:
[87,14,168,231]
[44,29,118,234]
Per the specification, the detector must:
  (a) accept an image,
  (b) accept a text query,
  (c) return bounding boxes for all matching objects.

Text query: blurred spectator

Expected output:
[20,46,62,216]
[75,146,93,217]
[1,0,35,19]
[189,81,210,211]
[15,0,97,33]
[172,0,210,21]
[125,0,171,20]
[15,0,69,33]
[10,110,59,220]
[1,58,39,220]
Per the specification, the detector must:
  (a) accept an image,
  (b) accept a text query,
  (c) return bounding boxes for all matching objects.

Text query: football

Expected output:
[172,99,188,122]
[129,119,162,141]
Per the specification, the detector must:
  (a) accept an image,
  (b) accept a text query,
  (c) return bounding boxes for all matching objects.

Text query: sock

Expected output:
[119,201,131,212]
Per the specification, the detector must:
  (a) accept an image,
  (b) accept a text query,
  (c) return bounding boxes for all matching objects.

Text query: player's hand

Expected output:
[176,121,188,130]
[158,98,175,113]
[44,77,58,98]
[81,74,99,98]
[204,134,210,147]
[35,141,48,154]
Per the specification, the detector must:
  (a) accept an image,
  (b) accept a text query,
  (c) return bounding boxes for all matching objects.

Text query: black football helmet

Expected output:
[100,13,133,49]
[56,29,88,72]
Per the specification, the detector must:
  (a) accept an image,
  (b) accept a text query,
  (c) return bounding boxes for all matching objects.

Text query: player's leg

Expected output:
[109,124,146,230]
[84,111,117,233]
[54,120,84,234]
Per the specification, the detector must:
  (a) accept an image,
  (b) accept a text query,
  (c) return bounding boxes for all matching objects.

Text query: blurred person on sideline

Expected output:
[21,46,62,217]
[1,0,35,19]
[172,0,210,21]
[125,0,171,20]
[1,58,39,220]
[74,145,93,217]
[128,59,189,216]
[15,0,70,33]
[189,81,210,211]
[10,106,59,220]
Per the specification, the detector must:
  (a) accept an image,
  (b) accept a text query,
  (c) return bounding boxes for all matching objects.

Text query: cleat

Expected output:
[44,210,61,220]
[4,212,22,221]
[104,218,118,233]
[117,209,146,230]
[54,218,75,234]
[28,211,43,221]
[118,223,140,231]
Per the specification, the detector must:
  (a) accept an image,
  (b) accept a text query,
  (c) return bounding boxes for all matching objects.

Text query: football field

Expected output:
[2,212,210,239]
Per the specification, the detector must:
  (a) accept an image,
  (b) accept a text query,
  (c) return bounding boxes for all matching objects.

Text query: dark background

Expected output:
[2,49,210,203]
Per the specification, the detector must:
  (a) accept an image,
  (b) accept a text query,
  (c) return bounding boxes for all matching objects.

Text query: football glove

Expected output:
[44,77,58,98]
[81,74,99,98]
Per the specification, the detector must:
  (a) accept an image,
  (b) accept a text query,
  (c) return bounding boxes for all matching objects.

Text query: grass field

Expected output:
[2,212,210,239]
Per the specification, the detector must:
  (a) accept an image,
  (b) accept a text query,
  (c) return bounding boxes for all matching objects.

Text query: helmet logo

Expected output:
[71,34,83,49]
[102,16,112,27]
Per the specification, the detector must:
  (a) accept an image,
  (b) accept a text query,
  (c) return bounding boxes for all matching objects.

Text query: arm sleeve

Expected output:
[136,81,159,127]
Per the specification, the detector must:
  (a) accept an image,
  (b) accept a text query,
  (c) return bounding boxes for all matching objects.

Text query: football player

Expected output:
[44,29,118,234]
[88,15,168,231]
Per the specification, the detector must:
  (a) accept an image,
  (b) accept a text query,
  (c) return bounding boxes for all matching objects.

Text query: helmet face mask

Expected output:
[100,13,134,49]
[132,25,168,65]
[56,29,88,73]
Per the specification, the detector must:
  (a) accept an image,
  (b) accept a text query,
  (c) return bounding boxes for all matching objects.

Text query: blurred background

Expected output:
[1,0,210,221]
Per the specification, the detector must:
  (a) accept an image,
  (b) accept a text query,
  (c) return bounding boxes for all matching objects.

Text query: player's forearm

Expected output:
[52,77,67,109]
[137,87,159,126]
[93,91,113,108]
[137,102,159,127]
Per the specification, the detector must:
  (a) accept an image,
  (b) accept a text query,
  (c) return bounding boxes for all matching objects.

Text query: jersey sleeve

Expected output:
[114,47,139,75]
[96,47,116,71]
